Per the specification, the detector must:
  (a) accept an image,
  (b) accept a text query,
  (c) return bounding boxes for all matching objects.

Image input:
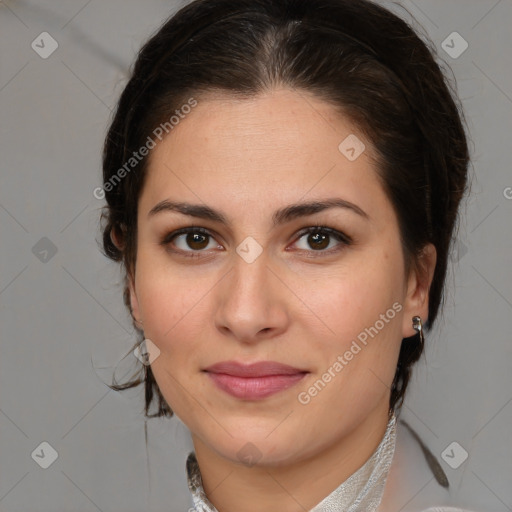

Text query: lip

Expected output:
[204,360,307,377]
[203,361,309,400]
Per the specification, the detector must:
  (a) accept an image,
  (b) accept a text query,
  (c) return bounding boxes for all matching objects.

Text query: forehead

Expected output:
[140,88,388,223]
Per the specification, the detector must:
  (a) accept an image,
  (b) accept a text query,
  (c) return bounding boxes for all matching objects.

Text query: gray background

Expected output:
[1,1,511,511]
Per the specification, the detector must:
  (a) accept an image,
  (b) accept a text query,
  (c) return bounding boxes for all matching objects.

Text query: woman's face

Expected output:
[129,88,433,466]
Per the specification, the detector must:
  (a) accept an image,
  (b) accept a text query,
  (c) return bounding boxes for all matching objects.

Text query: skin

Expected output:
[125,88,436,512]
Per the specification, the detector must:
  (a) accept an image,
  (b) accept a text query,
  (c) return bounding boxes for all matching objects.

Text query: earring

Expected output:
[412,315,424,350]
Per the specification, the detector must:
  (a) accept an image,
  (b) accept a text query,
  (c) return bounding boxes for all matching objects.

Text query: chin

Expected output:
[201,423,312,468]
[219,442,298,468]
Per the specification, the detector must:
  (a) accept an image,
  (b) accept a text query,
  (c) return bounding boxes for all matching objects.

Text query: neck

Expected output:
[191,401,391,512]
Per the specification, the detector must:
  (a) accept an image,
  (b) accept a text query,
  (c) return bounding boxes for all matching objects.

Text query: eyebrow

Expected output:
[148,198,370,226]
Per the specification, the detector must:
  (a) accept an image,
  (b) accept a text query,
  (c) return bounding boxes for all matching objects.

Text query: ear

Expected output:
[128,272,142,326]
[111,226,142,326]
[110,224,126,251]
[401,243,437,338]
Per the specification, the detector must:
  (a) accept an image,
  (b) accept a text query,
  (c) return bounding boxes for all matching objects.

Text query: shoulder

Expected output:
[379,418,480,512]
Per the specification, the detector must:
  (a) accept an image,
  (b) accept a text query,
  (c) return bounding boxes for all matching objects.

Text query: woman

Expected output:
[99,0,476,510]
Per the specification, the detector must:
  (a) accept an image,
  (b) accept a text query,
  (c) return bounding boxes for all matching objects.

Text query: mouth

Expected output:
[202,360,309,400]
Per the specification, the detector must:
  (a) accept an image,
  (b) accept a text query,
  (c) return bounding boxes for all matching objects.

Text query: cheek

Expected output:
[134,259,208,413]
[292,247,405,405]
[300,250,403,345]
[134,253,205,352]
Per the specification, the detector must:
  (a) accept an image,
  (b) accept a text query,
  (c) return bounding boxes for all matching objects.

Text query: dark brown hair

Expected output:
[100,0,470,417]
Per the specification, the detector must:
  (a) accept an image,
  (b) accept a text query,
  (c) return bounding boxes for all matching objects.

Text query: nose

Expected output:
[214,250,290,344]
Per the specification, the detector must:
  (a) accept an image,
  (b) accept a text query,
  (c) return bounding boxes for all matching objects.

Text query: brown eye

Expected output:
[184,232,210,250]
[161,227,221,257]
[306,231,330,250]
[161,225,352,259]
[292,226,352,254]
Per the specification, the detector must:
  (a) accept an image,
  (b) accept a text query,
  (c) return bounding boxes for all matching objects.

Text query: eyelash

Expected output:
[160,226,353,259]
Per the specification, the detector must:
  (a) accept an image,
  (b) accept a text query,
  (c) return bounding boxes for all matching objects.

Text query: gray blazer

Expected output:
[378,418,477,512]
